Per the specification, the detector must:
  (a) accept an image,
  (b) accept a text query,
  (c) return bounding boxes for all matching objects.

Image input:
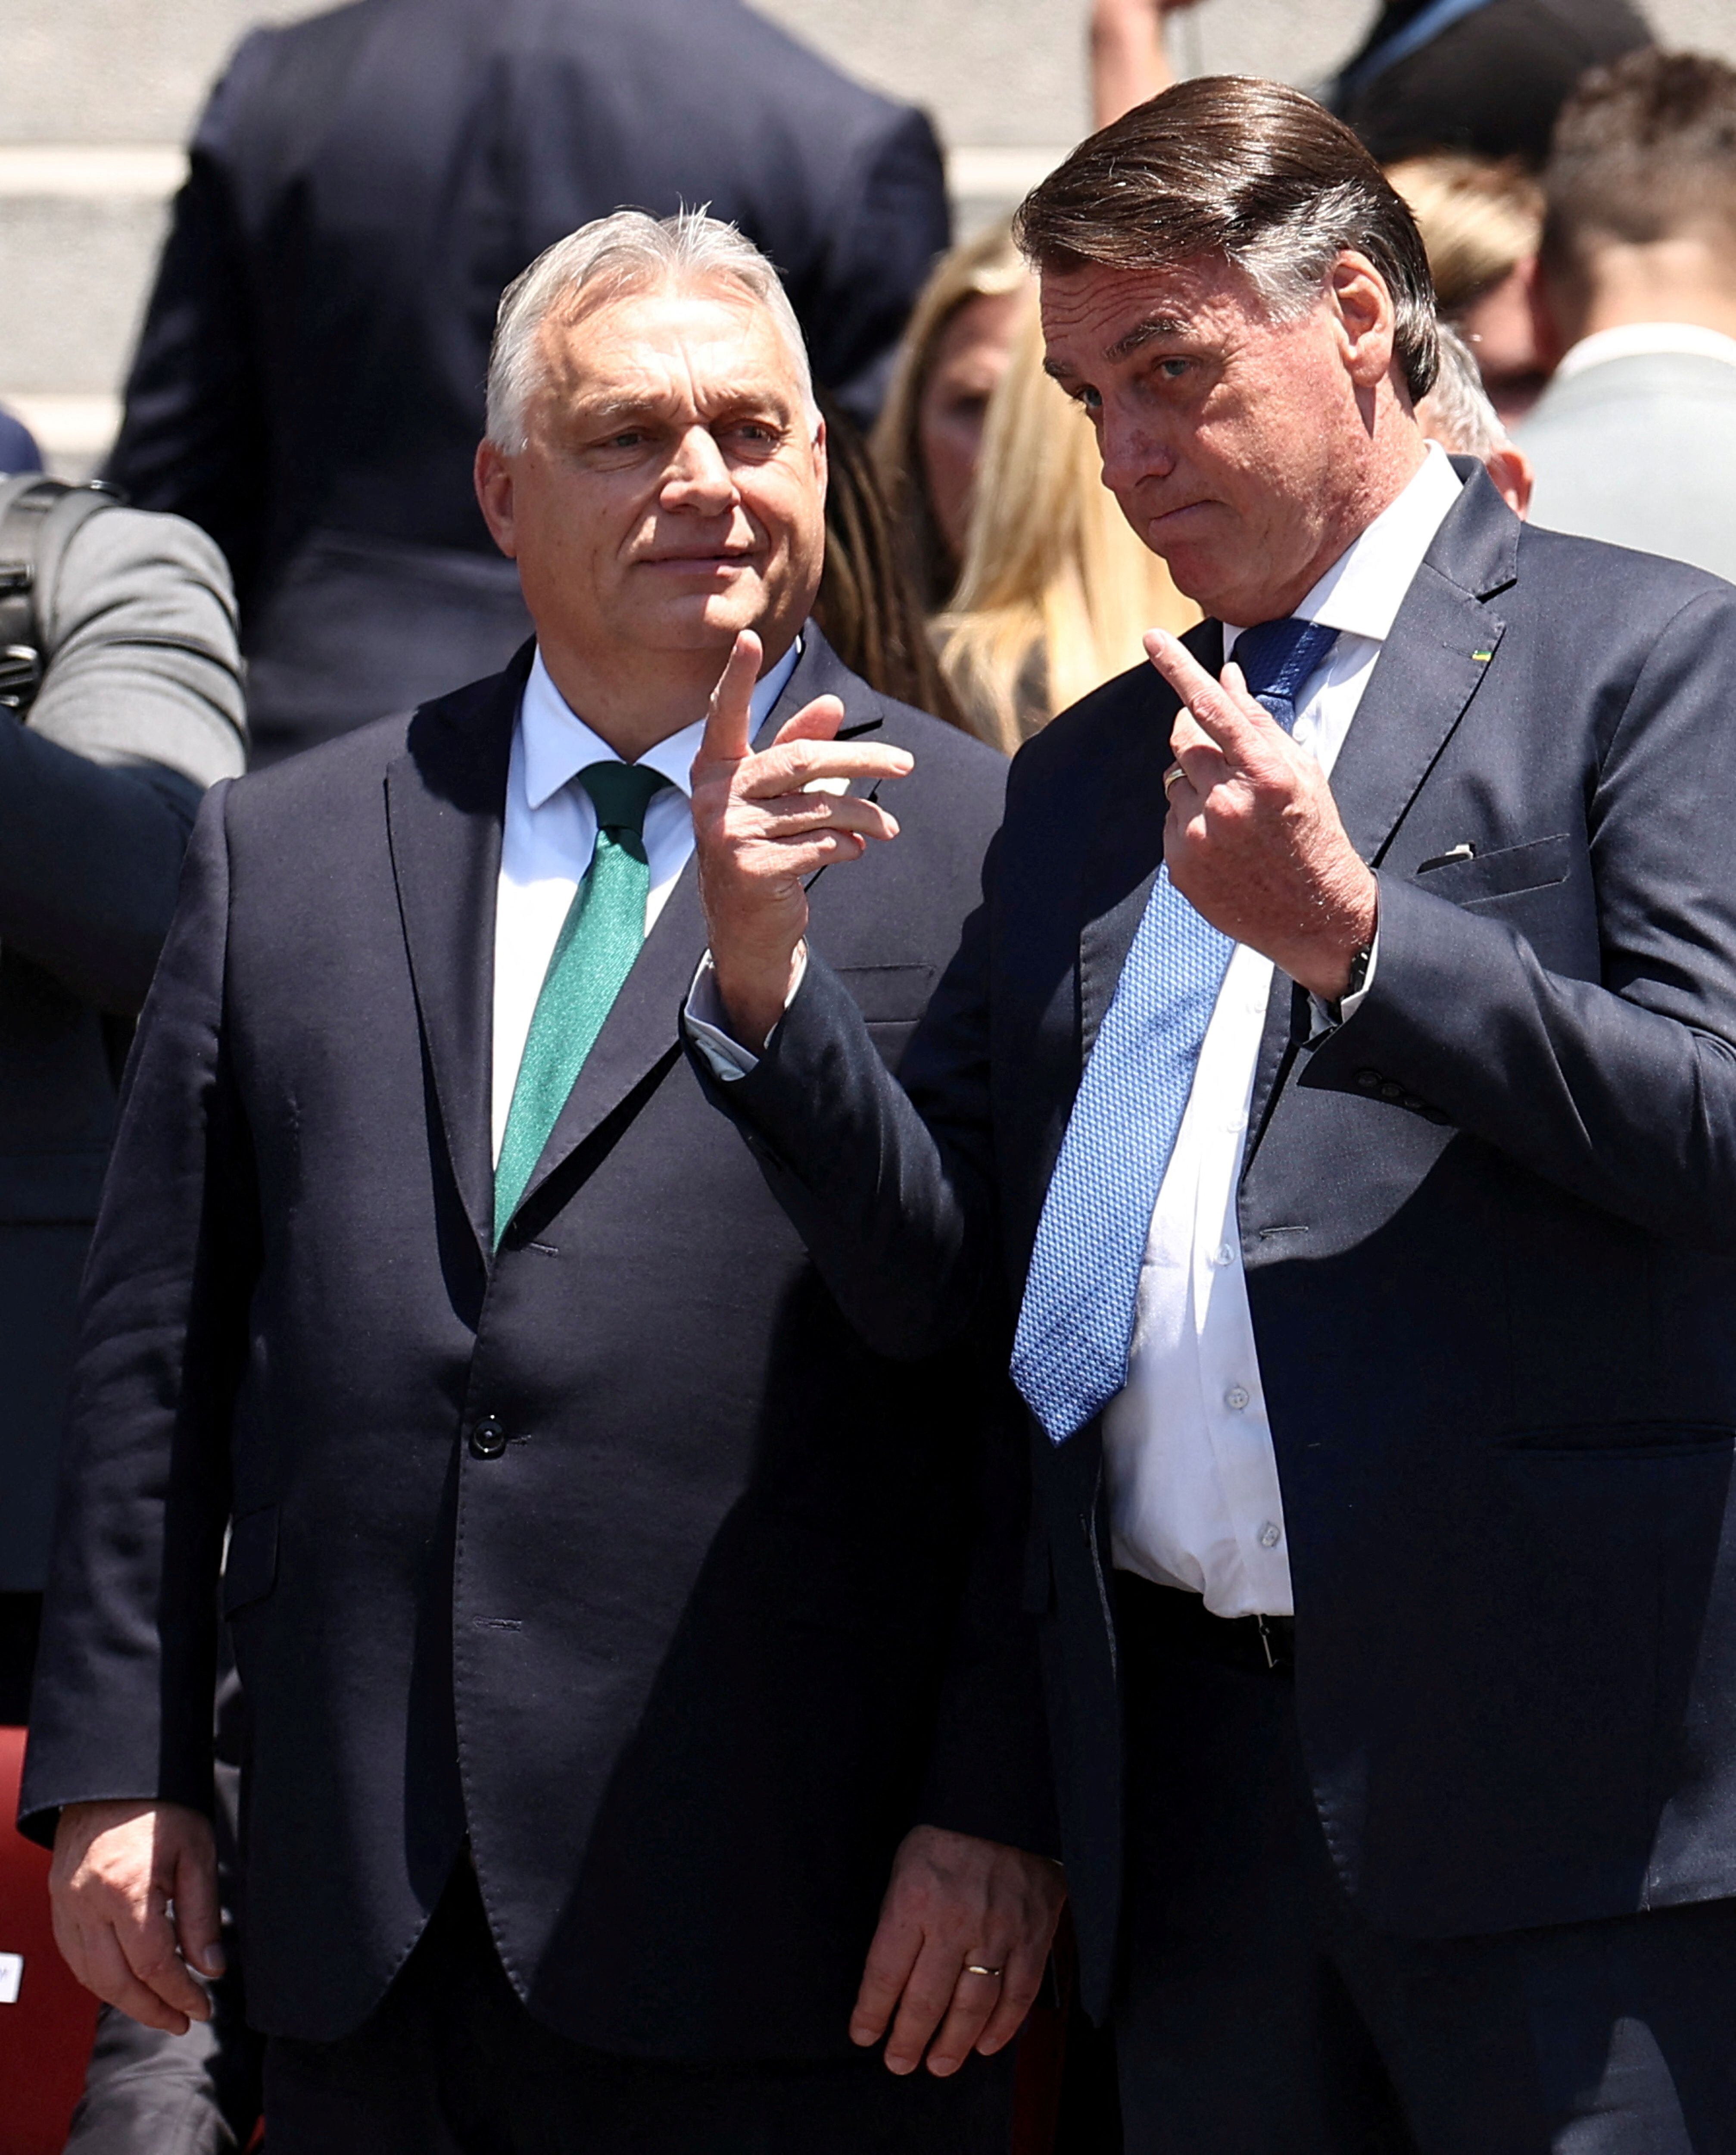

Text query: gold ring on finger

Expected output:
[962,1964,1004,1980]
[1162,763,1186,798]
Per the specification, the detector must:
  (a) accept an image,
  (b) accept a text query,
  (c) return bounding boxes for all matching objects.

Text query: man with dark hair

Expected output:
[690,72,1736,2153]
[1524,48,1736,582]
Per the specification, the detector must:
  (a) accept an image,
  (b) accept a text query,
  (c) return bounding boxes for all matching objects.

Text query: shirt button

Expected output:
[469,1416,508,1460]
[1258,1521,1283,1549]
[1225,1386,1250,1411]
[1214,1242,1237,1268]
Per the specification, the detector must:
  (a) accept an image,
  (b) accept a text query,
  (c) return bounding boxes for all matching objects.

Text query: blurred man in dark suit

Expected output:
[1333,0,1651,166]
[107,0,950,766]
[24,210,1059,2155]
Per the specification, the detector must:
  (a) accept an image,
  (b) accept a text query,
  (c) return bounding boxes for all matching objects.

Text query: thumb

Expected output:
[698,629,761,768]
[170,1836,224,1979]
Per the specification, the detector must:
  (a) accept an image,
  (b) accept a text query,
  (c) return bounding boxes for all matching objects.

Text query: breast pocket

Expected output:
[1414,833,1571,907]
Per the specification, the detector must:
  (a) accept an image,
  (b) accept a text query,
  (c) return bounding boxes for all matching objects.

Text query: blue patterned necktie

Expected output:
[1010,617,1341,1444]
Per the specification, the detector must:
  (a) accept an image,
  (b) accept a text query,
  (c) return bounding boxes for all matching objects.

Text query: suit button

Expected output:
[1402,1094,1427,1113]
[1379,1080,1404,1102]
[469,1416,508,1460]
[1355,1069,1381,1090]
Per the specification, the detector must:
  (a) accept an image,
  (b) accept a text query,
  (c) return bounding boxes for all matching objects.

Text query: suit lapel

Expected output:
[1323,462,1517,868]
[513,629,861,1224]
[385,650,527,1264]
[1241,465,1521,1168]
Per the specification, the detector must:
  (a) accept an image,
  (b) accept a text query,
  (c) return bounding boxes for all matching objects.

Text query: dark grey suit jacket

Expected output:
[21,629,1053,2053]
[692,468,1736,2016]
[0,483,245,1592]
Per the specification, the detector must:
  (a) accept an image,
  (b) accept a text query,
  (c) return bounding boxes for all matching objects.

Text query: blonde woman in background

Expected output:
[871,222,1029,611]
[1386,154,1546,423]
[932,292,1200,753]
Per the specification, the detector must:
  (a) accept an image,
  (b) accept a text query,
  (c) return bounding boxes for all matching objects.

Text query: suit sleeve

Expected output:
[1304,582,1736,1251]
[803,105,951,429]
[919,1391,1059,1858]
[684,831,1002,1363]
[0,505,248,1014]
[104,47,271,607]
[19,786,260,1843]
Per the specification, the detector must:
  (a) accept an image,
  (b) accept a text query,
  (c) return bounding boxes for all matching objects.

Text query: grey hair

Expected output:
[1209,181,1441,405]
[1415,321,1510,460]
[485,207,819,452]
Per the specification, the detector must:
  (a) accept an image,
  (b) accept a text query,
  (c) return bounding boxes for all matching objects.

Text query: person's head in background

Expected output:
[1388,155,1547,423]
[1534,50,1736,372]
[1416,321,1534,515]
[871,223,1030,611]
[1334,0,1652,170]
[932,291,1199,754]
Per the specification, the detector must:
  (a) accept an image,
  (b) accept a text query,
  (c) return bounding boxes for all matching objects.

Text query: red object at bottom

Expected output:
[0,1725,96,2154]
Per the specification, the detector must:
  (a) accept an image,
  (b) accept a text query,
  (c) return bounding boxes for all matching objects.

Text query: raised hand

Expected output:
[850,1825,1066,2078]
[49,1799,224,2033]
[691,629,914,1050]
[1143,628,1377,1001]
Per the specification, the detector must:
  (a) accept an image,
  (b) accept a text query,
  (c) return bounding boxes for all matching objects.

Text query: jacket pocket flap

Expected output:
[1415,833,1571,905]
[223,1505,279,1615]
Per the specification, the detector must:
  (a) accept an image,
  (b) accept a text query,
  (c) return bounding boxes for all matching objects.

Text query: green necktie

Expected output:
[493,759,672,1246]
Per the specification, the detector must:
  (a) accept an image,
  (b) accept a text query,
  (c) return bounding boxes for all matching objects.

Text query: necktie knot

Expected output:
[577,760,671,839]
[1229,617,1340,731]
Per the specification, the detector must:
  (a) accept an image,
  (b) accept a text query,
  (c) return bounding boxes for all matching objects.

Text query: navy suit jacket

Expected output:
[106,0,949,764]
[692,468,1736,2017]
[20,630,1053,2051]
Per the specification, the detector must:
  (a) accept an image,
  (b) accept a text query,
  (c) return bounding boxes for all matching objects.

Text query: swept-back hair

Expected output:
[1015,76,1440,403]
[486,207,817,451]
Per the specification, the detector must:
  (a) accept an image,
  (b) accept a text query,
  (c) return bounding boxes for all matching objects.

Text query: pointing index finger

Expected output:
[698,630,762,768]
[1143,628,1277,767]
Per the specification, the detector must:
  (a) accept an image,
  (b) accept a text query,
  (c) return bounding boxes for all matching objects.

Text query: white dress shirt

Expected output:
[1105,443,1464,1616]
[492,640,798,1165]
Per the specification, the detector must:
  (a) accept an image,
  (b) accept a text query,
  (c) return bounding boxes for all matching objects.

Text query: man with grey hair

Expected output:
[692,75,1736,2150]
[1416,322,1534,516]
[20,209,1063,2152]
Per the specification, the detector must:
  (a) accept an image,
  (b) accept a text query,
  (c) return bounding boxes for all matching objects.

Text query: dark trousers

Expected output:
[264,1861,1016,2154]
[1114,1574,1736,2155]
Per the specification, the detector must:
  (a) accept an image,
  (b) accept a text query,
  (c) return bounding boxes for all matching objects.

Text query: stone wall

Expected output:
[3,0,1732,472]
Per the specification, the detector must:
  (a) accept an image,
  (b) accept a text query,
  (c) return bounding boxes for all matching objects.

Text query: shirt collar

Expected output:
[518,637,802,812]
[1221,443,1462,656]
[1554,322,1736,382]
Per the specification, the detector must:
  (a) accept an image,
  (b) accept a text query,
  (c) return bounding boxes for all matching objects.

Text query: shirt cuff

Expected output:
[1309,924,1380,1034]
[684,948,808,1081]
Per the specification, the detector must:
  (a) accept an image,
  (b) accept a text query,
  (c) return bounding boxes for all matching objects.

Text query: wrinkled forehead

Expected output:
[1038,251,1279,369]
[533,279,807,413]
